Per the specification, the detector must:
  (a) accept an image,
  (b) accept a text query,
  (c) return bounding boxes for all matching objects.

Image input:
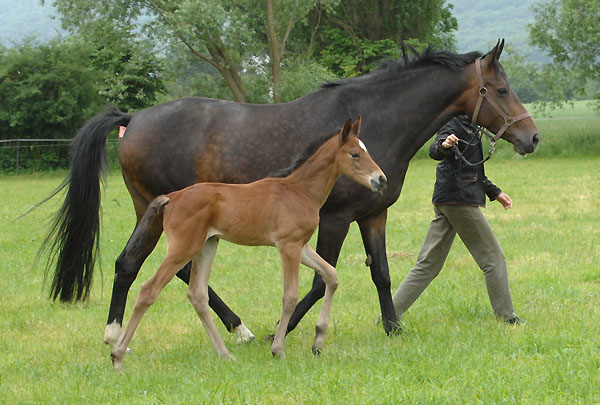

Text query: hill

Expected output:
[0,0,548,59]
[0,0,61,46]
[452,0,548,57]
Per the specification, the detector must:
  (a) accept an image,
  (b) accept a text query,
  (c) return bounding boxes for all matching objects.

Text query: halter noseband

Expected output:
[471,57,532,144]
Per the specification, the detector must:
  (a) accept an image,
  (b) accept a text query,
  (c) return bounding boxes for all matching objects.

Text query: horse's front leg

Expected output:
[301,244,339,355]
[272,243,302,358]
[284,216,350,335]
[357,208,399,334]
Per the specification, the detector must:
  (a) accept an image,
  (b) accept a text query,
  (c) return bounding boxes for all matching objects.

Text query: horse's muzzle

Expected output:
[371,174,388,193]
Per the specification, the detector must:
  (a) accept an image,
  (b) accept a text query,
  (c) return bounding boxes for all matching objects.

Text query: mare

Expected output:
[110,118,387,369]
[42,40,539,345]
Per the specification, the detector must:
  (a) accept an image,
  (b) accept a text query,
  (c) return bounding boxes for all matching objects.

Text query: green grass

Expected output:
[1,150,599,403]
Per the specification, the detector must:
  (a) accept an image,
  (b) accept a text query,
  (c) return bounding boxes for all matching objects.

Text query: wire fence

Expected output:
[0,138,121,171]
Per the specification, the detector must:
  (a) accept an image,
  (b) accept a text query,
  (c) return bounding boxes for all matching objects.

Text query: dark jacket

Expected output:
[430,116,502,206]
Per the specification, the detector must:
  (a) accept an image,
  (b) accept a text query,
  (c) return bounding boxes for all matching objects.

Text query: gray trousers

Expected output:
[392,204,516,320]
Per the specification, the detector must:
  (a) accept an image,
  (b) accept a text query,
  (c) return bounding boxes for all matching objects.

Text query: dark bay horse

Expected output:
[44,40,539,346]
[110,118,386,368]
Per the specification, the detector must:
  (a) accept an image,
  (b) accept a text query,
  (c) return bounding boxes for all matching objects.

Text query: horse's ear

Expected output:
[341,118,352,143]
[494,39,505,61]
[486,39,504,61]
[351,116,362,137]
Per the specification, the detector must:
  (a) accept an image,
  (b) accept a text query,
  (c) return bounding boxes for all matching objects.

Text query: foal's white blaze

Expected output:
[358,139,367,152]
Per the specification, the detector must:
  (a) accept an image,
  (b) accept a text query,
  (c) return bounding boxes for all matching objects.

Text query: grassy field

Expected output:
[1,103,599,403]
[1,141,599,403]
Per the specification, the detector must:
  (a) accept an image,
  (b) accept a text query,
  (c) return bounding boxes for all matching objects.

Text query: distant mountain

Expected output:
[451,0,548,58]
[0,0,61,46]
[0,0,548,61]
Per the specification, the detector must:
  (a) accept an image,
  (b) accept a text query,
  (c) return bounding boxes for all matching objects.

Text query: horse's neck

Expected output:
[354,68,466,159]
[285,141,340,207]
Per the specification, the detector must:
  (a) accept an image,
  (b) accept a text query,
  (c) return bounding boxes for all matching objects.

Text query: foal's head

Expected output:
[337,117,387,193]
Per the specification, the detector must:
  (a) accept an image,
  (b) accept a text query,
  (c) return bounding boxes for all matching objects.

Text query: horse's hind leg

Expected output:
[301,244,339,355]
[111,251,188,370]
[105,196,167,346]
[187,237,233,359]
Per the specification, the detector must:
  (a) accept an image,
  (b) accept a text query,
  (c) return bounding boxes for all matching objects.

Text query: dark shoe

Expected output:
[506,315,527,325]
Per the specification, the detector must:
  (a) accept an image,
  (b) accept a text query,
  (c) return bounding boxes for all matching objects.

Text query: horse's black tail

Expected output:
[41,107,132,302]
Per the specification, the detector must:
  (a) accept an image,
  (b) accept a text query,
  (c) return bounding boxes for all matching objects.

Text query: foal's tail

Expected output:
[126,195,170,256]
[41,107,131,302]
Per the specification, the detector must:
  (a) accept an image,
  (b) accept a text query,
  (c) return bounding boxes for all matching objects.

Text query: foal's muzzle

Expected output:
[370,174,388,193]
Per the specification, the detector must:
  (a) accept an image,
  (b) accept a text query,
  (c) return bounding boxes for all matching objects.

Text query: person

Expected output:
[392,115,526,325]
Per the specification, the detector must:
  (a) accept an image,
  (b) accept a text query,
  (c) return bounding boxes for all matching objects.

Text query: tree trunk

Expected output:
[266,0,281,104]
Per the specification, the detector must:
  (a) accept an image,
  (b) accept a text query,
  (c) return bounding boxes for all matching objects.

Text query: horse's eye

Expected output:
[350,152,360,159]
[497,87,508,96]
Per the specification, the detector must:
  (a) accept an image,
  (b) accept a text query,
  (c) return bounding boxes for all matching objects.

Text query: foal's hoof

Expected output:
[311,345,322,356]
[110,353,123,371]
[271,349,286,359]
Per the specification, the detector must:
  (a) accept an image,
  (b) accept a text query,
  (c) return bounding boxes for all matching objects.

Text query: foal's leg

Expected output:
[178,264,254,344]
[301,244,339,355]
[284,216,350,335]
[187,237,233,359]
[110,253,189,370]
[272,243,302,358]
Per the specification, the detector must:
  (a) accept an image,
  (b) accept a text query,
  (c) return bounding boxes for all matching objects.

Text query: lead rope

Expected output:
[451,123,496,167]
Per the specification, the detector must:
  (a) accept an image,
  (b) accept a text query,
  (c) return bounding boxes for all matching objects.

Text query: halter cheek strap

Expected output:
[471,57,532,144]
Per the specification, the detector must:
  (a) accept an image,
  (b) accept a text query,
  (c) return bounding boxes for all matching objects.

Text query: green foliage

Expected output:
[0,39,103,169]
[319,27,399,77]
[529,0,600,107]
[315,0,457,77]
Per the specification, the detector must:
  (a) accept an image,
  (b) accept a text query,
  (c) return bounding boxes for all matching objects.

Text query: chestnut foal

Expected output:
[110,118,387,369]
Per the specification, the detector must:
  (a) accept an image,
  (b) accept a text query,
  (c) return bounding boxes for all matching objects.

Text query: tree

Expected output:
[313,0,457,77]
[0,39,103,168]
[529,0,600,106]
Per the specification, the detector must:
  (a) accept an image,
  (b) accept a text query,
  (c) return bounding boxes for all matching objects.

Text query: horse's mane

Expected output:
[321,47,482,89]
[271,128,340,178]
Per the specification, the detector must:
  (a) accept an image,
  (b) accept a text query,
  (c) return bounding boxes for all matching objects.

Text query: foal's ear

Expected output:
[341,118,352,143]
[351,116,362,137]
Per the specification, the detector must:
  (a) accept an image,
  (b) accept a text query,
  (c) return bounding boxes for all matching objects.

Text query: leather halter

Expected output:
[471,57,532,144]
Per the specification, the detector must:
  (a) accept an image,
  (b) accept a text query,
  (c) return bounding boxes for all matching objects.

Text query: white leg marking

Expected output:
[104,320,122,346]
[233,322,256,344]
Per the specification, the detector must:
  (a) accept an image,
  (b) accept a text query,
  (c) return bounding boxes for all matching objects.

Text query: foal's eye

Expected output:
[350,152,360,159]
[497,87,508,96]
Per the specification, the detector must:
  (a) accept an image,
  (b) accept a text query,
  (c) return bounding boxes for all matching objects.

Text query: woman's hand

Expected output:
[441,134,459,149]
[496,192,513,210]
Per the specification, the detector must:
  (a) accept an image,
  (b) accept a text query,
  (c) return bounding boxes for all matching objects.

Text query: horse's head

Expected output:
[338,117,387,193]
[461,39,539,155]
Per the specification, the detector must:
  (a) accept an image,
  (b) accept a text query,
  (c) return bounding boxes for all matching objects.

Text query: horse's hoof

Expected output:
[233,323,256,345]
[311,345,322,356]
[384,320,402,336]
